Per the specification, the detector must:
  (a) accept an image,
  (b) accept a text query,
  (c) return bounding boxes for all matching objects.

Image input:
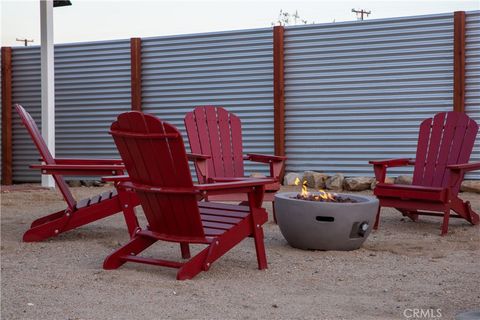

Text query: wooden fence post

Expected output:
[273,26,285,157]
[454,11,466,112]
[1,47,13,185]
[130,38,142,111]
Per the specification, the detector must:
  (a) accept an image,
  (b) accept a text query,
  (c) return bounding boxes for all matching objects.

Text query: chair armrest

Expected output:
[447,162,480,172]
[245,153,286,183]
[54,158,123,165]
[369,158,414,184]
[30,164,125,176]
[210,177,272,182]
[245,153,287,163]
[186,153,211,160]
[102,175,131,182]
[195,178,275,195]
[187,153,210,184]
[369,158,414,166]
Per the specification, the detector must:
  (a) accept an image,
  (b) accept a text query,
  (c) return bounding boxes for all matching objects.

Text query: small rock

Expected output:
[460,180,480,193]
[325,173,344,191]
[67,180,82,187]
[272,304,278,308]
[302,171,329,189]
[395,175,413,185]
[81,180,95,187]
[283,172,302,186]
[371,177,395,189]
[343,177,374,191]
[27,303,34,306]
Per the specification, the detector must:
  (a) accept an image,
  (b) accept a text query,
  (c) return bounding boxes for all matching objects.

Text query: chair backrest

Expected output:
[15,104,77,210]
[184,106,245,182]
[110,111,206,241]
[413,111,478,194]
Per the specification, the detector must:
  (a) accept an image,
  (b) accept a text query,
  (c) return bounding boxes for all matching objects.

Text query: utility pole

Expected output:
[352,8,371,21]
[16,38,34,46]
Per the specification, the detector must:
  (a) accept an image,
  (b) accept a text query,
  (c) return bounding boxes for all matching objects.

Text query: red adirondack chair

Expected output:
[15,104,139,242]
[370,111,480,235]
[104,111,273,280]
[184,106,286,202]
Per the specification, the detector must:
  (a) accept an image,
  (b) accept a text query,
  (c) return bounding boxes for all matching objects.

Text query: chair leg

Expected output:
[30,209,66,228]
[451,197,480,225]
[180,243,191,259]
[373,206,381,230]
[121,205,139,238]
[23,215,69,242]
[117,189,140,238]
[176,248,209,280]
[252,222,268,270]
[440,207,451,236]
[103,235,156,270]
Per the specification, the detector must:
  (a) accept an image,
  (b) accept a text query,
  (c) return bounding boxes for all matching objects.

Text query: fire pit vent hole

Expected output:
[315,216,334,222]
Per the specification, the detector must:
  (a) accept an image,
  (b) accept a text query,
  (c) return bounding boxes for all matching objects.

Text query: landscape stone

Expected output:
[460,180,480,194]
[67,180,82,187]
[283,172,302,186]
[395,175,413,185]
[371,177,395,189]
[302,171,329,189]
[81,180,95,187]
[325,173,344,191]
[343,177,374,191]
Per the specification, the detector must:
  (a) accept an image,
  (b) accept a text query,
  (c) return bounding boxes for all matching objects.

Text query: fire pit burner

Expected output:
[294,192,357,203]
[274,192,379,251]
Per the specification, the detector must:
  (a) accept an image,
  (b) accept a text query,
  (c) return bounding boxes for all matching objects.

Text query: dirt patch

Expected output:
[1,185,479,319]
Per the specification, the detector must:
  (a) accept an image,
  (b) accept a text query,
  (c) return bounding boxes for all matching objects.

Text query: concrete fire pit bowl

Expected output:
[274,192,379,251]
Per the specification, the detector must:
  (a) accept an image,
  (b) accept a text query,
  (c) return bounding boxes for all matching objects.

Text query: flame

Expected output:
[294,177,309,197]
[318,189,335,201]
[295,177,336,201]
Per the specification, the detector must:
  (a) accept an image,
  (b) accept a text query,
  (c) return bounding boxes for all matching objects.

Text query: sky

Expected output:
[1,0,479,46]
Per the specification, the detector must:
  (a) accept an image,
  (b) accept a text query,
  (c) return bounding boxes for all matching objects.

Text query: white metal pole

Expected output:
[40,0,55,188]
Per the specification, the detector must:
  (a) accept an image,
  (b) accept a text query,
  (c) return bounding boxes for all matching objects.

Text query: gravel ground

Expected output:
[1,185,479,320]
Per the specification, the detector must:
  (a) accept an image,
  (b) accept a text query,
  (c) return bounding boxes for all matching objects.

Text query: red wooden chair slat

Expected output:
[15,104,139,242]
[217,107,235,177]
[412,118,432,185]
[370,111,480,235]
[422,113,446,186]
[205,106,226,177]
[184,112,206,183]
[105,111,272,280]
[432,112,460,187]
[184,106,286,210]
[229,112,245,177]
[193,107,216,177]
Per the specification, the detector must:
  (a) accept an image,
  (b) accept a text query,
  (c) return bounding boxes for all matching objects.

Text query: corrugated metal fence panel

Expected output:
[141,28,274,176]
[54,40,131,161]
[466,11,480,179]
[11,47,41,182]
[284,13,454,177]
[11,39,131,182]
